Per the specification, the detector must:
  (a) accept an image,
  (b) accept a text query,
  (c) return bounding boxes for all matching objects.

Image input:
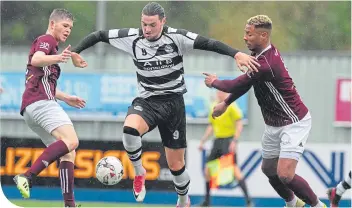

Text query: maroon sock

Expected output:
[268,175,295,202]
[286,174,318,206]
[60,161,75,207]
[25,140,69,177]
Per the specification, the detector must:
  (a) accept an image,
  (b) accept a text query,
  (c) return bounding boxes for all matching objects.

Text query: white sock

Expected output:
[313,199,326,207]
[336,171,351,196]
[285,195,298,207]
[171,166,190,207]
[336,181,346,196]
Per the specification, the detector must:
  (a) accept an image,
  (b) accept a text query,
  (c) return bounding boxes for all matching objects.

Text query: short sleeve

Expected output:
[108,28,139,55]
[34,35,56,55]
[208,104,214,124]
[231,103,243,121]
[166,27,198,55]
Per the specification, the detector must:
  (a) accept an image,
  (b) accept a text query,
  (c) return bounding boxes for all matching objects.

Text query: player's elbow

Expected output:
[30,58,42,67]
[31,52,46,67]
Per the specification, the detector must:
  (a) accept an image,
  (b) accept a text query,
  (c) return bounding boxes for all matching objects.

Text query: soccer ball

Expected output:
[95,156,124,185]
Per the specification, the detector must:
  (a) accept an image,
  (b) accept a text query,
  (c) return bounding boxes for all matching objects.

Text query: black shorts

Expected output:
[126,94,186,149]
[207,137,237,163]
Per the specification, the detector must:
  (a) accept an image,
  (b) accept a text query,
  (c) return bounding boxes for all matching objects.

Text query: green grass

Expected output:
[10,200,173,207]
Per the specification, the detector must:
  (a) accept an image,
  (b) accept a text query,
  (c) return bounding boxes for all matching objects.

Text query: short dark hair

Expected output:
[49,8,74,22]
[142,2,165,19]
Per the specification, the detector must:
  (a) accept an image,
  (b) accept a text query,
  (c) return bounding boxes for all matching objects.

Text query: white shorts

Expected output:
[261,112,311,161]
[23,100,73,147]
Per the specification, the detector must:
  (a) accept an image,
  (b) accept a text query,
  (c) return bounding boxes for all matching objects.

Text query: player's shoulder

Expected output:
[35,34,55,42]
[108,28,142,38]
[163,26,198,40]
[32,34,56,50]
[257,44,282,64]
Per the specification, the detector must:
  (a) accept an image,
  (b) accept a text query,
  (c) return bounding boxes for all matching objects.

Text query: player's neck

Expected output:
[256,42,271,54]
[46,30,59,43]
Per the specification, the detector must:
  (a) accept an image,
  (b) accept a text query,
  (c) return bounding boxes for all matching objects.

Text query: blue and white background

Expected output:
[0,72,248,120]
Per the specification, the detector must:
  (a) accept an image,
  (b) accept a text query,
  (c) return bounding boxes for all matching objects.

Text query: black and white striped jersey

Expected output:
[73,25,239,98]
[107,27,197,98]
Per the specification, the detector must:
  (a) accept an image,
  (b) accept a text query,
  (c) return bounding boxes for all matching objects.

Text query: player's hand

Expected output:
[229,140,236,153]
[71,52,88,68]
[65,95,86,109]
[212,101,228,118]
[203,72,218,88]
[234,52,260,73]
[198,142,205,151]
[58,45,72,63]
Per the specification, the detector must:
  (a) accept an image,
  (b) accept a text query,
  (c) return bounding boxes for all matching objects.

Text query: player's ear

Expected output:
[161,17,166,25]
[261,31,268,39]
[49,20,55,30]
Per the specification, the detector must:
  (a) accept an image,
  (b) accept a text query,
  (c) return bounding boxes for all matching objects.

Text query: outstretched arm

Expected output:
[194,35,239,57]
[212,74,253,94]
[172,28,260,72]
[56,89,86,109]
[72,30,109,54]
[194,35,260,71]
[204,73,253,104]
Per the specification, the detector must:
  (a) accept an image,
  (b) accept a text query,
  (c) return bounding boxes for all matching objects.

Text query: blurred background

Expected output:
[0,1,351,207]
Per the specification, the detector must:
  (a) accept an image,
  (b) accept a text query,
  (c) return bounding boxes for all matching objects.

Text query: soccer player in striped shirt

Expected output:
[13,9,87,207]
[204,15,327,207]
[71,2,259,207]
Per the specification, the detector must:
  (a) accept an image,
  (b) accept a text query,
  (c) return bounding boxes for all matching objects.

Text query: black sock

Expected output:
[238,179,251,202]
[205,181,210,202]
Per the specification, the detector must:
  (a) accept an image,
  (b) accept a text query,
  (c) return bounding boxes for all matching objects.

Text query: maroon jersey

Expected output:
[20,34,61,115]
[212,44,308,127]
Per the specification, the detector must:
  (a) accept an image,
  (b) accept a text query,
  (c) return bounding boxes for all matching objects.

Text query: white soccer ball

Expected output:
[95,156,124,185]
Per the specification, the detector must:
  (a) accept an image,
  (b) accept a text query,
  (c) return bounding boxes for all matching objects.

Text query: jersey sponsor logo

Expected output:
[39,42,50,51]
[142,59,174,71]
[149,44,159,48]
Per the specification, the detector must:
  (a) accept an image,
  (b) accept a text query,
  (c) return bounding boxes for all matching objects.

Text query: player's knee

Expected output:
[52,125,79,151]
[123,126,140,136]
[123,126,140,145]
[124,114,149,134]
[170,165,188,177]
[60,136,79,151]
[278,174,293,185]
[168,159,185,172]
[68,137,79,150]
[261,163,276,177]
[277,171,294,185]
[261,159,278,177]
[60,150,76,163]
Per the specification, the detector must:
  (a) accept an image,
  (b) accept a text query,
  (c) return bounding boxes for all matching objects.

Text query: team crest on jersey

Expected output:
[164,45,174,53]
[39,42,50,50]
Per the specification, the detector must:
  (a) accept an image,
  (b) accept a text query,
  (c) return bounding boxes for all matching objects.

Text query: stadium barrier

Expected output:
[1,137,351,207]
